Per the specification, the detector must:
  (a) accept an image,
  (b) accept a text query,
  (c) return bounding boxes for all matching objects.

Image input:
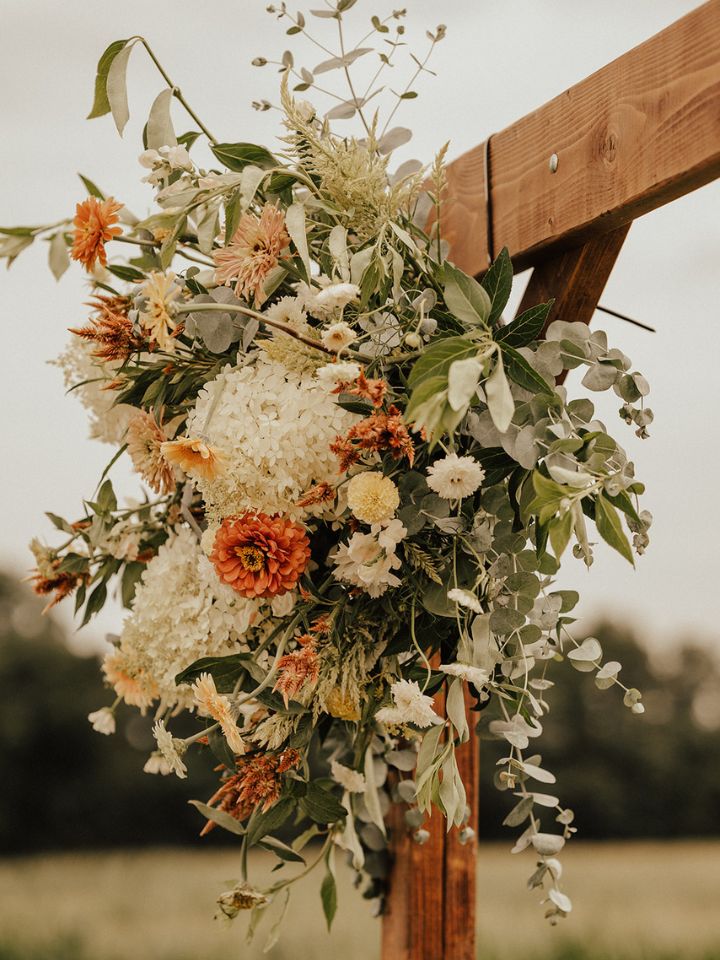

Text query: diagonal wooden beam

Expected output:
[440,0,720,277]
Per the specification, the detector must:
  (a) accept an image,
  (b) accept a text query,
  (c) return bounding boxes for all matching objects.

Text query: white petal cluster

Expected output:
[296,280,359,320]
[87,707,116,736]
[187,354,359,519]
[427,453,485,500]
[52,338,134,445]
[112,526,268,710]
[447,587,483,613]
[153,719,187,779]
[376,679,443,728]
[332,519,407,597]
[330,759,366,793]
[315,360,361,386]
[440,662,491,688]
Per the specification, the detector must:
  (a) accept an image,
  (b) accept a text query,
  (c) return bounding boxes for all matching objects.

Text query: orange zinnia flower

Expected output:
[70,196,123,272]
[210,513,310,599]
[161,436,226,482]
[213,203,289,303]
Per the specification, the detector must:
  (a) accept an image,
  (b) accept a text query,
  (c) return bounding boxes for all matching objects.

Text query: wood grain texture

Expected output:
[441,0,720,276]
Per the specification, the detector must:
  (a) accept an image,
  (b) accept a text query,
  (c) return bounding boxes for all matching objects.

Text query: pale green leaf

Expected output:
[146,87,177,150]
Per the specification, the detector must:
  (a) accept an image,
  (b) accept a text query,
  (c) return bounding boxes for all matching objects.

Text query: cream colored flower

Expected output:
[143,752,172,776]
[88,707,115,735]
[321,321,357,352]
[216,882,269,919]
[313,282,360,312]
[316,361,361,386]
[330,759,366,793]
[376,679,443,729]
[152,719,187,779]
[126,411,176,494]
[161,436,226,482]
[192,672,246,755]
[447,588,483,613]
[139,271,182,351]
[346,472,399,525]
[440,662,491,688]
[427,453,485,500]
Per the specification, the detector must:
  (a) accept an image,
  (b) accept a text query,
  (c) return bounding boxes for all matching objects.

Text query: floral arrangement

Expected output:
[6,1,654,939]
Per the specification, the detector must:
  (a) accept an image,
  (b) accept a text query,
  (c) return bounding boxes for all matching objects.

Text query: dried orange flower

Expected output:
[126,411,176,494]
[333,370,387,408]
[70,196,123,272]
[200,748,301,835]
[296,481,335,508]
[210,513,310,599]
[213,203,289,303]
[273,638,320,707]
[70,295,145,362]
[160,436,226,482]
[330,404,415,471]
[28,567,87,613]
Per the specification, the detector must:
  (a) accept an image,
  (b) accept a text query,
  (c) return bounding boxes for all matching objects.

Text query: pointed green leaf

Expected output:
[481,247,513,326]
[87,39,129,119]
[146,87,177,150]
[48,232,70,280]
[485,352,514,432]
[498,341,554,397]
[78,174,106,200]
[106,40,137,135]
[443,262,491,327]
[495,301,553,348]
[211,142,277,172]
[407,337,477,389]
[595,494,634,564]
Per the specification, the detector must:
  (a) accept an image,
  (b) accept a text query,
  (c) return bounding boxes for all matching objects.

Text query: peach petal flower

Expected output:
[161,436,226,482]
[213,203,289,303]
[210,513,310,599]
[71,196,123,272]
[126,411,176,494]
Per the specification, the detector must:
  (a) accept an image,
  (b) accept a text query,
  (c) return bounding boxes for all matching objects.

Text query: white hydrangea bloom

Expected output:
[376,679,443,728]
[115,527,270,710]
[52,338,134,444]
[186,354,359,519]
[330,759,366,793]
[332,519,407,597]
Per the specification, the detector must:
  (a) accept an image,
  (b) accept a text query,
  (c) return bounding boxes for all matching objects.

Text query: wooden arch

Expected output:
[381,3,720,957]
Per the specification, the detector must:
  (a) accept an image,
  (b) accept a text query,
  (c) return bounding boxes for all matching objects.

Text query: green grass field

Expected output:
[0,842,718,959]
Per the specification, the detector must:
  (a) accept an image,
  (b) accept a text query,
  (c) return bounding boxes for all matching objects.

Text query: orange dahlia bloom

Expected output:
[71,197,123,272]
[210,513,310,598]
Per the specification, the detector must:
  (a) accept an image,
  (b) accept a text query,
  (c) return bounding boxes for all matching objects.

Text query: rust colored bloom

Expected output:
[296,481,335,508]
[210,513,310,599]
[29,567,86,613]
[330,404,414,471]
[126,411,176,494]
[213,203,289,303]
[200,748,301,835]
[309,614,332,637]
[71,196,123,272]
[70,295,145,362]
[273,638,320,707]
[161,436,226,482]
[333,370,387,408]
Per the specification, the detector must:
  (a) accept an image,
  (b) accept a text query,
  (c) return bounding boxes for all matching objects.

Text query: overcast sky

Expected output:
[1,0,717,653]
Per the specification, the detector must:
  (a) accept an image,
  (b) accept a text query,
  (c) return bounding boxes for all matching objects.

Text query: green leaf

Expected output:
[498,341,554,397]
[146,87,177,150]
[87,39,129,119]
[495,301,553,348]
[188,800,246,836]
[47,233,69,280]
[78,174,106,200]
[45,512,73,534]
[106,40,137,135]
[320,859,338,931]
[81,581,107,626]
[246,796,294,845]
[548,510,573,560]
[442,262,491,327]
[96,479,117,514]
[605,489,642,525]
[595,494,634,565]
[299,783,346,824]
[107,264,146,283]
[211,142,277,172]
[407,337,477,389]
[121,561,145,608]
[175,653,251,691]
[481,247,513,327]
[257,835,306,864]
[485,351,514,432]
[285,202,310,281]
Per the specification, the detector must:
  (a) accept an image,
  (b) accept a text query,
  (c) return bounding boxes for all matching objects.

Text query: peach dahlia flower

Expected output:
[210,513,310,599]
[71,196,123,272]
[213,203,289,303]
[161,436,226,482]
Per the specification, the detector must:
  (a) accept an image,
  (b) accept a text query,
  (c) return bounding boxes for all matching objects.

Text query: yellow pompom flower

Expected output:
[346,472,399,525]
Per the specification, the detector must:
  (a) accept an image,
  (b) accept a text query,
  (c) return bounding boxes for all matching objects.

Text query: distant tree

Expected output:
[0,572,231,854]
[479,619,720,840]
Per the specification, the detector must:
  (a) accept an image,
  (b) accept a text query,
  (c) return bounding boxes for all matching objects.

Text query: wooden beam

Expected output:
[440,0,720,276]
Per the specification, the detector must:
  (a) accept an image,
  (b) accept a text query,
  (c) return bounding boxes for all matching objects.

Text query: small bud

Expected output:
[413,828,431,845]
[252,57,268,67]
[631,702,645,715]
[404,332,422,349]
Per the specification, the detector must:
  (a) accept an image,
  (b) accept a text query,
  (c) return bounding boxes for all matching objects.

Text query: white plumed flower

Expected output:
[321,321,357,352]
[426,453,485,500]
[153,719,187,779]
[331,759,366,793]
[447,587,483,613]
[315,360,361,386]
[376,679,443,728]
[440,662,491,688]
[87,707,116,736]
[313,282,360,310]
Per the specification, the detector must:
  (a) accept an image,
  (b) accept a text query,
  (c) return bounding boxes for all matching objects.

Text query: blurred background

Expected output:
[1,1,719,958]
